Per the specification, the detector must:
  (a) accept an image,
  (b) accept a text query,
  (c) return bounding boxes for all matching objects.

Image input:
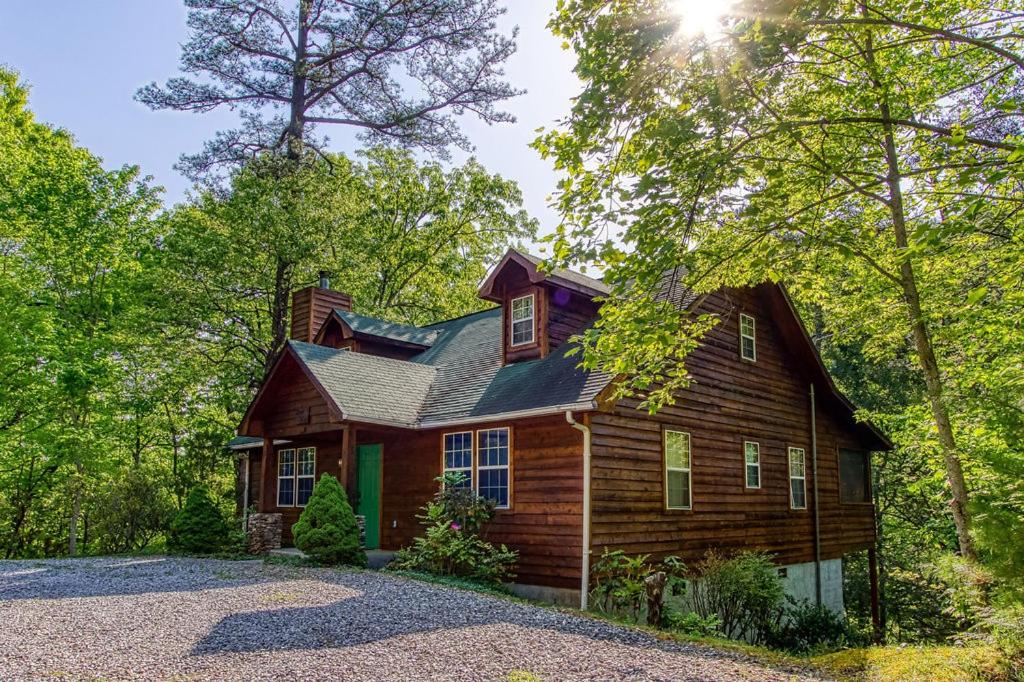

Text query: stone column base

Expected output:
[247,512,283,554]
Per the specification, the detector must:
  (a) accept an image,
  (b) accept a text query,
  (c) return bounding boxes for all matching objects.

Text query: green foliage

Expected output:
[662,609,722,637]
[689,551,784,643]
[391,473,517,585]
[765,597,868,655]
[89,469,176,555]
[589,549,687,623]
[168,486,230,554]
[292,474,366,567]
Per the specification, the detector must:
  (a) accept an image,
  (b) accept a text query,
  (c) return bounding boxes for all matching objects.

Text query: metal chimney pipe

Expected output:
[318,270,330,289]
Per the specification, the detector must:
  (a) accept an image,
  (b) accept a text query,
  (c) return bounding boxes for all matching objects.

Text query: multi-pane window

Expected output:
[744,441,761,489]
[443,432,474,489]
[739,313,756,361]
[510,294,535,346]
[839,449,871,503]
[296,447,316,506]
[442,428,512,508]
[789,447,807,509]
[664,430,692,510]
[477,428,510,509]
[277,449,295,507]
[277,447,316,507]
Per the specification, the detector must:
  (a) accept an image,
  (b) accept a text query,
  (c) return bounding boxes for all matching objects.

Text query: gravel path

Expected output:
[0,557,820,681]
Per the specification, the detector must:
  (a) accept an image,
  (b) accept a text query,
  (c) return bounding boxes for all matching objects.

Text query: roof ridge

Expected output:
[421,305,500,329]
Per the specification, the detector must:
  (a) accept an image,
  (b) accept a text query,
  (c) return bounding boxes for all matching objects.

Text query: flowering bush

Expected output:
[390,472,517,585]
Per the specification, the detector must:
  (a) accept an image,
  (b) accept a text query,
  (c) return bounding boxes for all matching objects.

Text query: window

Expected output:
[477,428,510,509]
[739,313,756,361]
[443,432,474,489]
[277,449,295,507]
[296,447,316,506]
[839,449,871,503]
[277,447,316,507]
[744,441,761,489]
[664,430,692,509]
[789,447,807,510]
[510,294,535,346]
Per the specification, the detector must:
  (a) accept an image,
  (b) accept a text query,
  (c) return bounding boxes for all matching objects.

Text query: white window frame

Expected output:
[442,431,474,488]
[509,293,535,347]
[476,427,511,510]
[739,313,756,362]
[664,430,692,510]
[744,441,761,489]
[789,447,807,510]
[296,447,316,507]
[277,448,296,507]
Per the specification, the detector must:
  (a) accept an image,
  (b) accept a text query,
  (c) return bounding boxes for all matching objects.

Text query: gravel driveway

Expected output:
[0,557,819,681]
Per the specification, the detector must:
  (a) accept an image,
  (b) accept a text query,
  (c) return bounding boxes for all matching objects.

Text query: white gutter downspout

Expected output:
[242,454,250,531]
[566,411,592,611]
[810,384,822,607]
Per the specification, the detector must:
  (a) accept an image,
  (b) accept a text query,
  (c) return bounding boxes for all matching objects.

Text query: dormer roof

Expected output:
[478,248,610,302]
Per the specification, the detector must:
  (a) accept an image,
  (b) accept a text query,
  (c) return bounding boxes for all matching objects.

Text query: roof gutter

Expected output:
[566,410,592,612]
[416,402,598,430]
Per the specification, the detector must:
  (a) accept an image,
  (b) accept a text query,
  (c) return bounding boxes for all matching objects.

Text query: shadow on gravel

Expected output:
[0,557,274,601]
[190,574,728,665]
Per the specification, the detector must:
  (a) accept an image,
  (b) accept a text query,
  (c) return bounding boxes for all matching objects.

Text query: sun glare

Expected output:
[669,0,733,38]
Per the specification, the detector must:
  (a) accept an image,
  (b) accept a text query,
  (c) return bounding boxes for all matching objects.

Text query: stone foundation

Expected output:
[247,512,282,554]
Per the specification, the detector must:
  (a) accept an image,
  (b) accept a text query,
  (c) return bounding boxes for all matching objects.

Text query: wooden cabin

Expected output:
[233,248,887,619]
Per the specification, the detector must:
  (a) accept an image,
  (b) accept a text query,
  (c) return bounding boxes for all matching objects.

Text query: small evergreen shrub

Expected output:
[168,486,230,554]
[292,474,366,566]
[390,472,517,585]
[663,609,722,637]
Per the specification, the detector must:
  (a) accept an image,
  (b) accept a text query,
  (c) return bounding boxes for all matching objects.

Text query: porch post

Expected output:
[341,426,356,499]
[260,437,274,512]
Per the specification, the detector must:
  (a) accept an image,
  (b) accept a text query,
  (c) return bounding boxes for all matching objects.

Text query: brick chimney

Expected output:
[290,272,353,343]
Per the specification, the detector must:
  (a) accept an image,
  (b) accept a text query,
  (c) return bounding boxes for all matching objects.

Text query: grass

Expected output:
[812,644,1013,681]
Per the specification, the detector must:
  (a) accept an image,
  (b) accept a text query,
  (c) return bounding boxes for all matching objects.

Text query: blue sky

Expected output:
[0,2,579,239]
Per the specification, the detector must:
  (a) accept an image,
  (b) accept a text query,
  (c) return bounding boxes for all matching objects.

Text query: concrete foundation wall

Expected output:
[510,582,581,607]
[780,558,844,614]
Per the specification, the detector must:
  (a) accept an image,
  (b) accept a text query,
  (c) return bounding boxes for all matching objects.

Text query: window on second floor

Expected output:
[789,447,807,510]
[744,441,761,489]
[739,313,756,361]
[510,294,535,346]
[839,449,871,503]
[664,430,692,510]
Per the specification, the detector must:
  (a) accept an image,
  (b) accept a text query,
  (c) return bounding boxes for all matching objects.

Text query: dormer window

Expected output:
[510,294,535,346]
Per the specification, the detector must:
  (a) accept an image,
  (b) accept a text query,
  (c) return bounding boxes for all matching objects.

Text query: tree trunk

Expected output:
[68,459,84,556]
[285,0,311,162]
[863,15,977,560]
[265,256,294,378]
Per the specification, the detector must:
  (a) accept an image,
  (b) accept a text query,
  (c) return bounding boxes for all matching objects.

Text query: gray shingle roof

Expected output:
[335,310,438,347]
[289,341,437,428]
[286,306,610,429]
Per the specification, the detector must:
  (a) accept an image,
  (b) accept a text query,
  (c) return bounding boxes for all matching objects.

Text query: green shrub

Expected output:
[589,549,687,624]
[663,609,722,637]
[390,472,517,585]
[292,474,366,566]
[689,550,784,643]
[765,597,867,654]
[168,486,230,554]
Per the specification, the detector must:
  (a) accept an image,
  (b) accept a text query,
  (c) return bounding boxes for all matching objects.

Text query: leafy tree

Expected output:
[169,486,231,554]
[292,474,365,566]
[137,0,521,175]
[537,0,1024,565]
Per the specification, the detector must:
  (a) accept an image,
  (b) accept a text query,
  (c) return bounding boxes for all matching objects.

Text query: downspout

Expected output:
[566,411,592,611]
[810,383,822,606]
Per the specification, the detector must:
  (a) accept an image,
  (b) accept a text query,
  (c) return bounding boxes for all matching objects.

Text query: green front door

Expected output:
[356,444,382,549]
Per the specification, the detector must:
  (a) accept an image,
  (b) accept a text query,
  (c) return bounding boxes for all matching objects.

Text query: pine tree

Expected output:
[292,474,365,566]
[168,486,230,554]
